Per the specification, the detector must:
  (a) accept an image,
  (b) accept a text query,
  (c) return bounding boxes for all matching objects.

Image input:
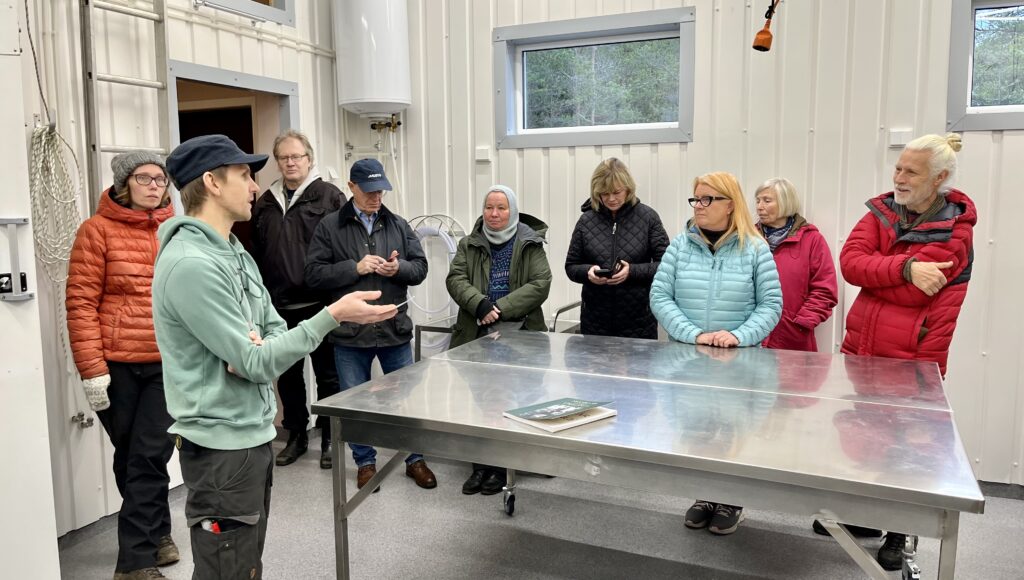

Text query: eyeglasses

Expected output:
[276,154,309,163]
[132,174,169,187]
[688,196,729,208]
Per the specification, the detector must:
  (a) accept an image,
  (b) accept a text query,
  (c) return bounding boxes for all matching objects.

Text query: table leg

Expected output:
[330,417,350,580]
[816,518,889,580]
[937,511,960,580]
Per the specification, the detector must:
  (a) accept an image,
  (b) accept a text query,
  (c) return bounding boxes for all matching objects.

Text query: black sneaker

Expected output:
[812,519,883,538]
[877,532,907,571]
[708,504,744,535]
[276,430,308,466]
[319,446,332,470]
[684,500,716,529]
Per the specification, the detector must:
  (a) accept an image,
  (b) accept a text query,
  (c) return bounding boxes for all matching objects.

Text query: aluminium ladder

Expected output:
[79,0,170,213]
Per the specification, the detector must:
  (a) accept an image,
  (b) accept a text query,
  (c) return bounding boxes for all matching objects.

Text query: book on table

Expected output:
[502,397,617,433]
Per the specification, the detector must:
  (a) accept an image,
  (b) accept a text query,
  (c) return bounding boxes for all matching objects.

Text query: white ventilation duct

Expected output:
[334,0,412,115]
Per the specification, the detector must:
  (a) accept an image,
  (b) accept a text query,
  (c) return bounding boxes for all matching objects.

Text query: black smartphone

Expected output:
[594,268,613,278]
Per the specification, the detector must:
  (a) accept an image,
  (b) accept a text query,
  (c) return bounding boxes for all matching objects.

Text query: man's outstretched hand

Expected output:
[328,290,398,324]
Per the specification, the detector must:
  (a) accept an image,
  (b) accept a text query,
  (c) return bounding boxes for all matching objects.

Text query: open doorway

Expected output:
[176,78,284,248]
[167,59,300,224]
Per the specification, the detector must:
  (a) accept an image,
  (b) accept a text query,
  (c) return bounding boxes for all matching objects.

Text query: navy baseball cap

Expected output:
[349,158,392,192]
[166,134,268,189]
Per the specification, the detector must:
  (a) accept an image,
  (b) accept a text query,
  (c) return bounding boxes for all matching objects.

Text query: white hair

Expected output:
[904,133,962,194]
[754,177,801,219]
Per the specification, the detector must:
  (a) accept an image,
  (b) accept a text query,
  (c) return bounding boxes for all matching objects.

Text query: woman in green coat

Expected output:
[446,184,552,495]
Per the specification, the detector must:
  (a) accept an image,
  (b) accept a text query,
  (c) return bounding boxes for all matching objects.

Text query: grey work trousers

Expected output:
[177,438,273,580]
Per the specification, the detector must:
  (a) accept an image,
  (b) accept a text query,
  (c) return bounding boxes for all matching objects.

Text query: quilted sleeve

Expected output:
[66,219,109,379]
[730,242,783,346]
[650,237,702,343]
[840,211,910,289]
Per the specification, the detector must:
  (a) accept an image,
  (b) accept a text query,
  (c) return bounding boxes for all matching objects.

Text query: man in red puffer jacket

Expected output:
[831,133,977,571]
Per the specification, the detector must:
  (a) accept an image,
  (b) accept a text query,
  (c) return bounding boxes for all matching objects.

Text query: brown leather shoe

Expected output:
[357,464,379,493]
[405,459,437,489]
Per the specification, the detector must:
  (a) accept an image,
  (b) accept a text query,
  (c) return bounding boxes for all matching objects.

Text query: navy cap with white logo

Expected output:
[349,158,392,192]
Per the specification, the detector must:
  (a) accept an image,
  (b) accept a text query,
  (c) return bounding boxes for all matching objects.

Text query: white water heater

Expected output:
[334,0,412,115]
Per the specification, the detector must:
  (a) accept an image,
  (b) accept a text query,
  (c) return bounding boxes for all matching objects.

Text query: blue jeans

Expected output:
[333,343,423,467]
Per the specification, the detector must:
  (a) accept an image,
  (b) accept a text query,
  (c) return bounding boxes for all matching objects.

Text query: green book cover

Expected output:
[505,398,612,421]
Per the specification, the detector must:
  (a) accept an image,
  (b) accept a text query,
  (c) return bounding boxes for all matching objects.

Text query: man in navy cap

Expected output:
[306,158,438,492]
[153,136,396,579]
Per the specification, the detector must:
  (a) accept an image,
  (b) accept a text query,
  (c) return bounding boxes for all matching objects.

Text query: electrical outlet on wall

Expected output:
[0,272,27,293]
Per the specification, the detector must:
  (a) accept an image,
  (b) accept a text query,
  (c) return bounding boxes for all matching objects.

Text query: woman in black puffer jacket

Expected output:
[565,158,670,339]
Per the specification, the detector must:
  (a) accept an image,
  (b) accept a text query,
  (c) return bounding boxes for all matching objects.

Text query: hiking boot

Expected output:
[684,500,716,529]
[275,430,308,466]
[877,532,907,571]
[112,567,167,580]
[154,535,179,566]
[708,504,745,535]
[812,519,882,538]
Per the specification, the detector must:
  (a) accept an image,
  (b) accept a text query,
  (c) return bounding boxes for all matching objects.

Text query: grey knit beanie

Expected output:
[111,151,167,189]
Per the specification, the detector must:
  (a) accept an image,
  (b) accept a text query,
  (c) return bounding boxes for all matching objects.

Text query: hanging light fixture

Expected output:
[753,0,782,52]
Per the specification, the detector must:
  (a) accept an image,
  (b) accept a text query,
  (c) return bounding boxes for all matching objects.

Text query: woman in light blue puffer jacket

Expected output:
[650,171,782,536]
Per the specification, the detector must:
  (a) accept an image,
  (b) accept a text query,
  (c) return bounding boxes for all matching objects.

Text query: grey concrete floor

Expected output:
[58,441,1024,579]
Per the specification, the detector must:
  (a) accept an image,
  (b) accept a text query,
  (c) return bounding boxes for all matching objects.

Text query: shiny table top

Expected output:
[314,331,984,512]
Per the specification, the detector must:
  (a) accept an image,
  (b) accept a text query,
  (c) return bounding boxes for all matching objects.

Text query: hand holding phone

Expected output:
[594,268,613,278]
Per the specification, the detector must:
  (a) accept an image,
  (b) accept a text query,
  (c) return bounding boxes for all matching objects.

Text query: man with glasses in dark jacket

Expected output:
[305,158,438,492]
[251,130,346,469]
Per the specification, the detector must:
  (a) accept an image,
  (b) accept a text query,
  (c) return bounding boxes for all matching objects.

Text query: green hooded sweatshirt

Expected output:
[152,216,338,450]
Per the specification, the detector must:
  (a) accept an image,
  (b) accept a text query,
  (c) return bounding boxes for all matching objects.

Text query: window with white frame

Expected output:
[192,0,295,27]
[494,8,695,148]
[947,1,1024,131]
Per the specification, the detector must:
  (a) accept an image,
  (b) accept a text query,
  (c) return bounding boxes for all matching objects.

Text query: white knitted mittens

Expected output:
[82,374,111,411]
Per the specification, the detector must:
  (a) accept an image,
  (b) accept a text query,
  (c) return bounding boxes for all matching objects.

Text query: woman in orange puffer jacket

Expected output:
[66,151,179,579]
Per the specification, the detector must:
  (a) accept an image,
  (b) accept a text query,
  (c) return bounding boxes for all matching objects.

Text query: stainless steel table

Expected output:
[312,331,984,580]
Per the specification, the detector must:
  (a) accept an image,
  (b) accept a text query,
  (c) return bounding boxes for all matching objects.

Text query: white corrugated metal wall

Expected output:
[399,0,1024,485]
[27,0,347,535]
[16,0,1024,539]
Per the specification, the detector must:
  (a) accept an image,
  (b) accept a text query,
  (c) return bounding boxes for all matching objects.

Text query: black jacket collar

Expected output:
[338,198,395,225]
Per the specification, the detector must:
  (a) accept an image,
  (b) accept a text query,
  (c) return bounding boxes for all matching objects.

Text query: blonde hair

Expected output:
[273,129,315,166]
[589,157,638,211]
[693,172,761,250]
[754,177,801,219]
[178,166,229,215]
[904,133,962,194]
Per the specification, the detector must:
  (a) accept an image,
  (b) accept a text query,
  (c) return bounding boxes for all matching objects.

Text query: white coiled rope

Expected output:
[407,214,466,354]
[29,124,84,383]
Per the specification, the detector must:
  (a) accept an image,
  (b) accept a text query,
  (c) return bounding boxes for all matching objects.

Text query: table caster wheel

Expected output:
[503,493,515,516]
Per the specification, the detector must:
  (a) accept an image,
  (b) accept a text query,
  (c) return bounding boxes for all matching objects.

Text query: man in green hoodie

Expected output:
[153,134,396,580]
